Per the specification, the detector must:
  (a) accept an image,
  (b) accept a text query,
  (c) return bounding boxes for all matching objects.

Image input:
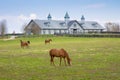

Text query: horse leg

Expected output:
[52,57,55,66]
[21,45,24,48]
[64,58,67,66]
[60,57,62,66]
[50,56,53,65]
[50,56,55,66]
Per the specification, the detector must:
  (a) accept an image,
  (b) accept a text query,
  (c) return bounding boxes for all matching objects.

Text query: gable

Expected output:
[25,20,41,31]
[68,20,83,30]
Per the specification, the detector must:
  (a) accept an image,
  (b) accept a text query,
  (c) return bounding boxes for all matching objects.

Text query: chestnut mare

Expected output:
[20,40,30,48]
[49,48,71,66]
[45,39,52,44]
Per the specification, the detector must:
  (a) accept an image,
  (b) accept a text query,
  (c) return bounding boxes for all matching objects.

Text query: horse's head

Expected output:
[67,58,71,66]
[61,48,71,66]
[49,39,52,41]
[20,40,22,43]
[27,41,30,44]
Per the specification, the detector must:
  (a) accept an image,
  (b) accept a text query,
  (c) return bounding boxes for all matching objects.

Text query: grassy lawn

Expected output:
[0,36,120,80]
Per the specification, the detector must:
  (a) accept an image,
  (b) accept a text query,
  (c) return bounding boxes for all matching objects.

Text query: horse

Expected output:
[45,39,52,44]
[20,40,30,48]
[49,48,71,66]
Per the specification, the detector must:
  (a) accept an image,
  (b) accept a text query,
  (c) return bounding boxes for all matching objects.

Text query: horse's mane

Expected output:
[61,48,68,54]
[61,48,70,60]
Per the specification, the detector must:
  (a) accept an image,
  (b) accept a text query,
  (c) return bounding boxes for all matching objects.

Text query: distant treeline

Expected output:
[66,34,120,38]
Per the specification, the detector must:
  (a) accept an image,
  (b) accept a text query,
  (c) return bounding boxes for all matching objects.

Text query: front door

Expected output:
[73,29,77,34]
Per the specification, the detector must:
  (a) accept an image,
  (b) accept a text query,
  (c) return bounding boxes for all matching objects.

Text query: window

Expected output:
[74,23,77,27]
[59,22,66,26]
[44,22,50,27]
[80,23,84,25]
[92,23,97,27]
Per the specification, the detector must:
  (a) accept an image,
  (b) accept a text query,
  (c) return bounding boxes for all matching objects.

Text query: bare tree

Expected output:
[21,23,28,34]
[105,22,120,32]
[0,20,7,37]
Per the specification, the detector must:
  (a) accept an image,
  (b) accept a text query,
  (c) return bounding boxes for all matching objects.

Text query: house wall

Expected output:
[26,21,40,35]
[41,29,68,34]
[41,29,54,34]
[25,22,35,35]
[83,29,103,33]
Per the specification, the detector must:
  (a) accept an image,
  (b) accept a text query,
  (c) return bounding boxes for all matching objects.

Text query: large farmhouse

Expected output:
[25,12,104,35]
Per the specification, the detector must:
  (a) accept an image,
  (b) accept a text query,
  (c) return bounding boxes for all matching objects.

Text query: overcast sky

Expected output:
[0,0,120,33]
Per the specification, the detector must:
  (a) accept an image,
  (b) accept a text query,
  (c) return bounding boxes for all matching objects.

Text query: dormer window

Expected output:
[74,23,77,27]
[44,22,50,27]
[92,23,97,27]
[80,23,84,26]
[59,22,66,26]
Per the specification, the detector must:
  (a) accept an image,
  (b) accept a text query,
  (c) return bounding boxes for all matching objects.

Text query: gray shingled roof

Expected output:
[32,19,104,30]
[79,21,104,30]
[33,19,68,30]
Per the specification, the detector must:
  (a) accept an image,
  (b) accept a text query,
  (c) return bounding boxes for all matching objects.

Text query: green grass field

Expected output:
[0,36,120,80]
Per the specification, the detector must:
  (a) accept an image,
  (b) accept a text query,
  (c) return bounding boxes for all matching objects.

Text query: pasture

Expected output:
[0,36,120,80]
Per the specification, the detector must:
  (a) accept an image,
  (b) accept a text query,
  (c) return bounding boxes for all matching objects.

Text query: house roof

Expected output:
[33,19,68,30]
[79,21,104,30]
[29,19,104,30]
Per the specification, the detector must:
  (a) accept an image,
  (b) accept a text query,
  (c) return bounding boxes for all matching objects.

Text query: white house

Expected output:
[24,12,104,35]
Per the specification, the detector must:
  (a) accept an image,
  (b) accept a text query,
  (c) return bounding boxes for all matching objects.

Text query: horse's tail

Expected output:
[49,49,53,56]
[49,49,54,62]
[27,41,30,44]
[20,40,23,48]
